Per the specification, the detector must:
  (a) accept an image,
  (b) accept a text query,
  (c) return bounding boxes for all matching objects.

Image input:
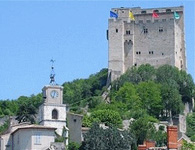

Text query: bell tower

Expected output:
[38,59,68,140]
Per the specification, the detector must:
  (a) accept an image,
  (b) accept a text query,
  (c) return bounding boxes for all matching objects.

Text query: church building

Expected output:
[0,60,69,149]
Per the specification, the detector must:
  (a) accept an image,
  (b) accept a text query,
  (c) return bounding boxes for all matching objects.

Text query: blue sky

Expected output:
[0,0,194,100]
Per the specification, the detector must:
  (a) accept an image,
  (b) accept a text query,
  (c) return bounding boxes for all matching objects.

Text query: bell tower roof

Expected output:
[41,59,64,105]
[50,59,56,85]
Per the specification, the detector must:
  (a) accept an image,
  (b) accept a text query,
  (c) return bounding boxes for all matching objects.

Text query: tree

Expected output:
[114,82,141,110]
[0,120,9,134]
[156,65,180,86]
[68,142,80,150]
[130,114,158,145]
[62,68,108,112]
[16,99,37,124]
[186,113,195,140]
[178,70,195,102]
[111,67,141,93]
[91,109,122,127]
[87,96,103,109]
[80,123,136,150]
[181,140,195,150]
[160,83,183,118]
[137,64,156,82]
[136,81,162,118]
[156,65,195,103]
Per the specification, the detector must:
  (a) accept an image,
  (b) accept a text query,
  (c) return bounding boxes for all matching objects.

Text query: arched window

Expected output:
[52,109,58,119]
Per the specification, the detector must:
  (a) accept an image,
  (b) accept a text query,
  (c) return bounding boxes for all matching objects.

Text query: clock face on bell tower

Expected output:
[42,85,63,104]
[42,59,64,104]
[50,90,59,98]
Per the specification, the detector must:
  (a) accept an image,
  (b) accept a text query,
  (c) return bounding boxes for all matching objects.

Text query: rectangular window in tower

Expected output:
[106,30,109,40]
[159,27,163,32]
[180,60,183,68]
[134,63,137,66]
[146,20,151,23]
[136,51,141,55]
[126,30,131,35]
[162,19,166,22]
[144,28,148,34]
[166,9,172,13]
[149,51,154,54]
[116,29,118,33]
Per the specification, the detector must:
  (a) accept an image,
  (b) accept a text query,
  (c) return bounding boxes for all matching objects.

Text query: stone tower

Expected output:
[38,60,68,140]
[108,6,186,81]
[38,85,67,136]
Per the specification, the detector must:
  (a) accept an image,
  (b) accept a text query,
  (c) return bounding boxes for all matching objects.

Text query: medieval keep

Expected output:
[108,6,186,81]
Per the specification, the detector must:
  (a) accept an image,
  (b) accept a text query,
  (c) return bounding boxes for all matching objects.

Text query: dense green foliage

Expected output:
[0,100,18,117]
[0,69,107,122]
[68,142,80,150]
[16,94,42,123]
[83,109,122,128]
[110,64,194,120]
[129,113,167,145]
[186,113,195,141]
[80,123,136,150]
[0,94,42,123]
[0,120,9,134]
[0,65,194,147]
[62,68,108,112]
[181,140,195,149]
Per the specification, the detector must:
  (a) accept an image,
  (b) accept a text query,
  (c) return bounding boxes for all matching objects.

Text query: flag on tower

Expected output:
[129,11,135,20]
[174,11,180,20]
[110,11,118,19]
[152,11,159,18]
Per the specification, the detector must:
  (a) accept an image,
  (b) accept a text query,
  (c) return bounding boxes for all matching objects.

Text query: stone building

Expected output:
[38,85,68,137]
[0,62,69,149]
[0,122,56,150]
[108,6,186,81]
[67,113,83,144]
[38,62,69,145]
[11,125,56,150]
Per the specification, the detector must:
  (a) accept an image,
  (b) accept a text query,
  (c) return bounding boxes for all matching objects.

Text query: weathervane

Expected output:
[50,59,56,85]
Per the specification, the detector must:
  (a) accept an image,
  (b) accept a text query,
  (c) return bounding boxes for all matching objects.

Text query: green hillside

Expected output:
[0,64,195,145]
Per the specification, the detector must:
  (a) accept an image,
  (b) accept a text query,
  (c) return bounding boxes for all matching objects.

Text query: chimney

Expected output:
[138,145,147,150]
[167,126,178,149]
[145,140,155,149]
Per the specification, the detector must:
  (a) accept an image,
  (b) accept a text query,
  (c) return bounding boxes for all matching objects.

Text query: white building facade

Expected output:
[11,125,56,150]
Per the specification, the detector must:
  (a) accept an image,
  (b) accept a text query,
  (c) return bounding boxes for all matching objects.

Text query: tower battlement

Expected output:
[108,6,186,81]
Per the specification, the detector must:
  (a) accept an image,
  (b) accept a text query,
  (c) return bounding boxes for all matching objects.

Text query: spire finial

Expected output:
[50,59,56,85]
